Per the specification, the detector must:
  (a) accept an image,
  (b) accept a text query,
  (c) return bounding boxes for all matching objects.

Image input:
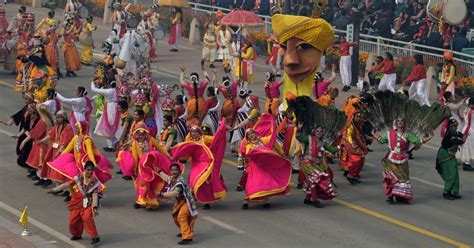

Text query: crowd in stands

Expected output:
[193,0,474,53]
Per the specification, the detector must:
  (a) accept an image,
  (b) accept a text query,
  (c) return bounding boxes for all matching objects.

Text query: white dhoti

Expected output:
[408,79,430,106]
[378,73,397,92]
[339,55,352,86]
[202,47,217,63]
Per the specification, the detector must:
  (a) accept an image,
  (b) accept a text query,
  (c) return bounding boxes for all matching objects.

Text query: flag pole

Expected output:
[19,205,31,237]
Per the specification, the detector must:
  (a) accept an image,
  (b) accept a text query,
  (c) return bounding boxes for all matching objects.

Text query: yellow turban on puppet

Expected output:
[271,14,334,52]
[271,14,334,108]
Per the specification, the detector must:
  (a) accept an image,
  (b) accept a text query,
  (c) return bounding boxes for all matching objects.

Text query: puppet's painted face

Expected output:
[282,37,322,83]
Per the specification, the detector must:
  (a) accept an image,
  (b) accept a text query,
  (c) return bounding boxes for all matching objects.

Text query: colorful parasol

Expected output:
[220,9,264,26]
[157,0,190,8]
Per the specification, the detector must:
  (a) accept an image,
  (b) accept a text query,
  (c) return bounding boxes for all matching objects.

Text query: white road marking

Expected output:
[0,201,86,248]
[365,162,445,189]
[202,216,245,234]
[0,129,15,136]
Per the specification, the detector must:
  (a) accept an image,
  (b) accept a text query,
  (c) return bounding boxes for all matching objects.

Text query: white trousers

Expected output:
[378,73,397,92]
[408,79,431,106]
[339,55,352,86]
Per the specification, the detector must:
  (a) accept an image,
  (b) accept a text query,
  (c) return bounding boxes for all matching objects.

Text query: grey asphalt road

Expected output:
[0,4,473,248]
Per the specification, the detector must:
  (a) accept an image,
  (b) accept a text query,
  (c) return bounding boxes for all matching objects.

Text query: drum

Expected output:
[79,6,89,19]
[426,0,467,25]
[153,25,165,40]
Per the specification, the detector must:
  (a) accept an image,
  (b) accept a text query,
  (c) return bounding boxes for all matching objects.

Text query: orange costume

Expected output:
[61,25,81,72]
[44,31,61,69]
[339,114,368,177]
[67,175,100,239]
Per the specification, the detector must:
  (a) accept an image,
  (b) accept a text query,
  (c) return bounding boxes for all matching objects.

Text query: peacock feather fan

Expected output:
[360,91,450,139]
[287,96,346,143]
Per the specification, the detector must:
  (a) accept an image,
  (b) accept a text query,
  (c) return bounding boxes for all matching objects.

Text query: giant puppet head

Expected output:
[271,14,334,107]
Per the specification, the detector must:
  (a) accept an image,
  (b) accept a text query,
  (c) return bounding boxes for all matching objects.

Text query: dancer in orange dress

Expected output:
[61,16,81,77]
[49,162,101,245]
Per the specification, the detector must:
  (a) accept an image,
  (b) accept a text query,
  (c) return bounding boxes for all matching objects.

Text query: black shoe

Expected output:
[327,158,334,164]
[451,193,462,199]
[177,239,192,245]
[209,64,215,68]
[303,199,312,205]
[66,71,73,77]
[103,147,115,152]
[296,184,303,189]
[443,193,455,200]
[70,236,82,241]
[64,196,71,202]
[52,190,63,195]
[170,49,178,52]
[263,203,271,209]
[116,170,123,175]
[41,180,53,188]
[122,176,132,181]
[31,175,40,181]
[346,177,358,185]
[34,179,45,186]
[71,71,77,77]
[313,200,324,208]
[463,164,474,171]
[343,171,349,177]
[386,196,394,203]
[133,203,143,209]
[57,69,64,78]
[367,148,373,152]
[292,169,299,174]
[241,203,249,210]
[341,86,351,92]
[61,191,69,197]
[90,237,100,245]
[202,204,210,210]
[27,171,36,178]
[177,233,182,237]
[236,185,244,192]
[237,165,244,171]
[408,153,414,160]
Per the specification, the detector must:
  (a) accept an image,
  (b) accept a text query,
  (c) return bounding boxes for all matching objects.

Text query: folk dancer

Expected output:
[112,3,130,39]
[458,98,474,171]
[48,162,101,245]
[47,121,113,186]
[79,16,96,66]
[264,72,283,118]
[239,115,291,210]
[369,52,396,92]
[117,123,171,210]
[35,9,57,36]
[201,25,217,68]
[266,34,282,75]
[172,122,228,210]
[437,118,465,200]
[91,81,120,152]
[441,51,456,97]
[296,125,339,208]
[238,36,257,85]
[217,25,232,72]
[402,54,430,106]
[372,117,433,204]
[56,86,93,130]
[157,163,198,245]
[61,16,81,77]
[339,111,368,185]
[44,24,62,77]
[40,111,74,185]
[168,7,182,52]
[179,68,209,126]
[25,104,54,188]
[337,37,357,92]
